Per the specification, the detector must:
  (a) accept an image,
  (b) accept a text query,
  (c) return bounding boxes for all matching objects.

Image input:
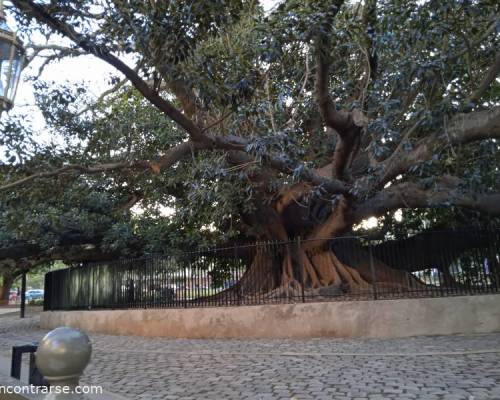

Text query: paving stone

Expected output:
[0,313,499,400]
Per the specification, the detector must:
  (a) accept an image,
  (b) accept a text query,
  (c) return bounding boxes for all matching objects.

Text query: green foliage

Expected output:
[1,0,499,263]
[0,177,138,255]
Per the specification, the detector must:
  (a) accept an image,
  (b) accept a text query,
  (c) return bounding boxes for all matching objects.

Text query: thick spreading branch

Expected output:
[303,196,350,250]
[0,161,146,191]
[12,0,207,142]
[349,0,378,106]
[9,1,352,197]
[313,1,367,180]
[0,141,201,191]
[226,150,349,196]
[377,106,500,186]
[354,175,500,221]
[468,52,500,104]
[0,241,127,266]
[362,0,378,83]
[315,54,352,132]
[446,105,500,144]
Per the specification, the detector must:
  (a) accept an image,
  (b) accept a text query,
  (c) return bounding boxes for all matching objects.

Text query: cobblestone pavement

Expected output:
[1,313,499,400]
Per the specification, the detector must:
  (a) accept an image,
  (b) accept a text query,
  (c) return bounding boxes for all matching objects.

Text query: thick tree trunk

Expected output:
[239,244,424,300]
[217,195,427,301]
[237,247,280,295]
[0,273,14,306]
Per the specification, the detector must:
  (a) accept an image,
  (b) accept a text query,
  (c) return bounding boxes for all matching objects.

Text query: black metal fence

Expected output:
[44,228,500,311]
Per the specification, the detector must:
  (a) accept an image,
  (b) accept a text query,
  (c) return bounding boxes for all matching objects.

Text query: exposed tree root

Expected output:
[271,243,426,296]
[237,249,277,295]
[204,243,427,305]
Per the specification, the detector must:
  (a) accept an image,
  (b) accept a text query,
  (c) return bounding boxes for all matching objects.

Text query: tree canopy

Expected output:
[0,0,499,295]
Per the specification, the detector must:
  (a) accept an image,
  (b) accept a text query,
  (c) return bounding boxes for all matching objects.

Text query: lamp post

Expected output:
[0,0,24,113]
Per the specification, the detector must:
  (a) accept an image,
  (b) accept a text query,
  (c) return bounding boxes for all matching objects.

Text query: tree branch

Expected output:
[468,52,500,105]
[447,16,499,63]
[0,140,202,191]
[376,106,500,186]
[10,1,354,198]
[76,77,128,116]
[362,0,377,82]
[446,105,500,144]
[351,0,377,107]
[354,176,500,221]
[12,0,207,142]
[0,160,147,191]
[1,131,348,197]
[225,150,349,196]
[313,1,372,181]
[314,33,351,132]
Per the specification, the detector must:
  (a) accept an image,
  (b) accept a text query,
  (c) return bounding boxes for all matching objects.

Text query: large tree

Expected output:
[0,172,148,302]
[1,0,499,297]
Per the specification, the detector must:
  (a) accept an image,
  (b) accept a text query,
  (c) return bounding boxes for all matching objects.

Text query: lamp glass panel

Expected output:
[0,42,23,101]
[7,50,23,101]
[0,20,9,32]
[0,41,11,98]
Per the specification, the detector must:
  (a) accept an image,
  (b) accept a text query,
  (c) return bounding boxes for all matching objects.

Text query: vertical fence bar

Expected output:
[166,256,171,307]
[488,229,499,293]
[149,257,153,308]
[159,258,163,308]
[477,230,490,295]
[20,273,26,318]
[144,258,148,309]
[235,245,240,306]
[150,258,154,308]
[51,270,56,311]
[43,271,50,312]
[165,257,170,308]
[166,257,170,308]
[369,242,378,301]
[87,264,91,310]
[297,237,305,303]
[183,254,187,308]
[40,228,500,311]
[166,256,170,308]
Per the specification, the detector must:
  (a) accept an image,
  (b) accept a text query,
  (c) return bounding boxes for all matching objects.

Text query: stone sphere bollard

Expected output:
[36,327,92,399]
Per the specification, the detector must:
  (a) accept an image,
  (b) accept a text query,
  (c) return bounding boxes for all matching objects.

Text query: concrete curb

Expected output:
[41,293,500,339]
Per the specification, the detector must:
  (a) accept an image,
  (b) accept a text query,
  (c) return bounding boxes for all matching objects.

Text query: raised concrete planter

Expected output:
[40,294,500,339]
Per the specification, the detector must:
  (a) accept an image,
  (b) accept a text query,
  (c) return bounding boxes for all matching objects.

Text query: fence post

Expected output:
[20,273,26,319]
[184,256,188,308]
[51,271,55,311]
[234,246,242,306]
[64,267,73,310]
[88,264,92,310]
[369,242,378,300]
[112,262,116,309]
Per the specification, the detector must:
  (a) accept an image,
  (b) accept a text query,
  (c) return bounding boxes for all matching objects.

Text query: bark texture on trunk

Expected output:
[0,273,14,306]
[245,244,424,299]
[229,195,425,299]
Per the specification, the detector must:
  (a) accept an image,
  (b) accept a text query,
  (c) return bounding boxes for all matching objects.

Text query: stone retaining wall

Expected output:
[40,294,500,339]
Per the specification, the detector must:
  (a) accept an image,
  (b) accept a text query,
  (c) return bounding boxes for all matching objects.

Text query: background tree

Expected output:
[1,0,499,296]
[0,167,146,302]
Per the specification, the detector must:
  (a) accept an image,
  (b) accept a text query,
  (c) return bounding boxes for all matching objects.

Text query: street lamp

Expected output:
[0,0,24,113]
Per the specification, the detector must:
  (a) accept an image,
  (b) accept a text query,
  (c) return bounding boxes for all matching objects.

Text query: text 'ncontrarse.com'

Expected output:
[0,384,103,395]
